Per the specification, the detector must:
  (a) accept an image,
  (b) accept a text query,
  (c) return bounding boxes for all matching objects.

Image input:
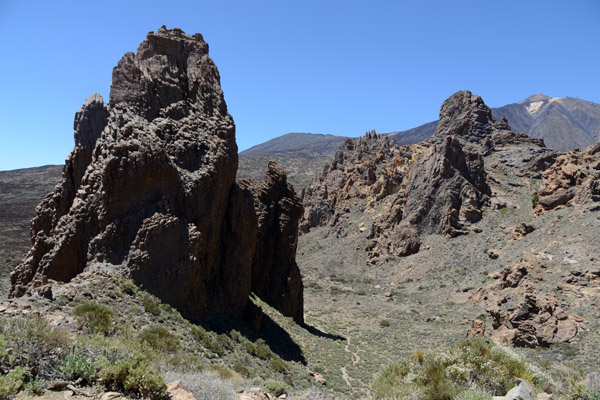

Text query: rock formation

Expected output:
[239,162,304,323]
[470,261,579,347]
[300,130,415,235]
[10,27,304,324]
[367,92,494,263]
[301,91,535,263]
[490,294,578,348]
[534,142,600,215]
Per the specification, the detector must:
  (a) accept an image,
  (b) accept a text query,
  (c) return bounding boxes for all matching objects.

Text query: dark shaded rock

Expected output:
[367,128,490,262]
[10,27,303,324]
[240,162,304,323]
[430,90,502,144]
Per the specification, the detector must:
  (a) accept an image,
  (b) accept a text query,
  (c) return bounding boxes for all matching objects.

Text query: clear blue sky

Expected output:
[1,1,599,170]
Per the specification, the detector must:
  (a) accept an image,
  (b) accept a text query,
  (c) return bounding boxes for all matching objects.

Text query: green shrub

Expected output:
[191,325,208,342]
[216,333,232,351]
[0,315,68,375]
[372,338,552,400]
[244,341,256,356]
[99,354,165,398]
[72,301,114,334]
[262,379,287,397]
[531,193,539,208]
[58,352,97,383]
[233,362,253,377]
[138,325,181,353]
[143,295,162,316]
[255,339,272,360]
[211,364,233,379]
[97,341,165,398]
[380,320,391,327]
[24,378,45,395]
[0,366,27,398]
[191,325,223,355]
[229,329,243,343]
[121,280,137,296]
[270,356,288,373]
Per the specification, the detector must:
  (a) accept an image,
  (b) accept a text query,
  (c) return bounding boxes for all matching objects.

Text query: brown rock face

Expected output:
[301,91,503,264]
[491,294,578,348]
[300,130,410,235]
[534,142,600,215]
[10,27,303,323]
[431,90,498,144]
[470,260,579,348]
[466,319,486,339]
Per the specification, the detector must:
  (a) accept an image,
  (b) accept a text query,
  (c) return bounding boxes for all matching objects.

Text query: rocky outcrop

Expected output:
[10,27,303,323]
[300,130,414,234]
[366,92,493,263]
[470,261,578,348]
[490,294,578,348]
[301,92,506,263]
[534,142,600,215]
[430,90,500,144]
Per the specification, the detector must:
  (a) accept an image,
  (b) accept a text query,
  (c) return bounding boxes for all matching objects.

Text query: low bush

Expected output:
[121,279,138,296]
[143,294,162,316]
[0,366,27,398]
[96,339,166,398]
[270,356,288,373]
[58,352,97,383]
[372,338,554,400]
[138,325,181,353]
[0,315,68,379]
[72,301,114,334]
[262,379,287,397]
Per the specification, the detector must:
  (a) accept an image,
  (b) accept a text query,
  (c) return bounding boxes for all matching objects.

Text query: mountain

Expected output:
[238,132,348,190]
[389,94,600,152]
[240,132,347,156]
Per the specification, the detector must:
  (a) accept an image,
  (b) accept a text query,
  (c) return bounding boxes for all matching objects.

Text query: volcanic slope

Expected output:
[296,91,600,396]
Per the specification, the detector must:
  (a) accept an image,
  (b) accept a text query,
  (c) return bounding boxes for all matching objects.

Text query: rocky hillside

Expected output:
[389,94,600,152]
[296,90,600,395]
[238,133,348,190]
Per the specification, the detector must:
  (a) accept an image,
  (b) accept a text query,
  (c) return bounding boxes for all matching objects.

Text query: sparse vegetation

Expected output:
[138,325,181,352]
[532,192,539,208]
[372,338,555,400]
[72,301,114,334]
[143,294,162,316]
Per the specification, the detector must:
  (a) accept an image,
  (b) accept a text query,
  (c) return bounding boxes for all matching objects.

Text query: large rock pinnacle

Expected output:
[10,27,304,324]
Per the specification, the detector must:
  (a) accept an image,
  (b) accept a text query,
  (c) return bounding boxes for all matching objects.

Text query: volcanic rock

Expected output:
[471,260,578,348]
[491,294,578,348]
[300,130,411,234]
[465,319,486,339]
[239,162,304,323]
[366,92,492,262]
[534,142,600,215]
[10,27,303,323]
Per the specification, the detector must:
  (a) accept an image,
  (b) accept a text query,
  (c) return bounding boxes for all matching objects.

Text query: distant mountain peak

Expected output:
[519,94,551,104]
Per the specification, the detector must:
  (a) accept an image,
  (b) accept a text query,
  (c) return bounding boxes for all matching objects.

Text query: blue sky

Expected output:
[0,1,599,170]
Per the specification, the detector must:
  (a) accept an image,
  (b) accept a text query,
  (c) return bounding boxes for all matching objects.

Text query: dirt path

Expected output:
[344,336,361,365]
